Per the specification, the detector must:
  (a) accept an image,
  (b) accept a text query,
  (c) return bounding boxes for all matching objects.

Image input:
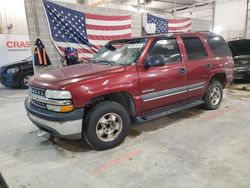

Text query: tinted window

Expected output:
[206,35,232,57]
[149,38,181,64]
[228,39,250,57]
[182,37,208,60]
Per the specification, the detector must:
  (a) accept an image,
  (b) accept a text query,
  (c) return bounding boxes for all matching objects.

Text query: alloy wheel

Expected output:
[210,86,221,106]
[96,113,123,142]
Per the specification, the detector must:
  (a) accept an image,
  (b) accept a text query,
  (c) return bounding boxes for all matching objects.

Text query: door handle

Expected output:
[179,68,186,75]
[205,63,212,69]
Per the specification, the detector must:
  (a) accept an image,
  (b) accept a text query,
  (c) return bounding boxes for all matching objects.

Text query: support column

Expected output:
[244,0,249,38]
[212,1,215,32]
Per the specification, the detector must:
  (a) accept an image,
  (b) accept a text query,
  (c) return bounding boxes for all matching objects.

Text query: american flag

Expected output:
[43,0,131,61]
[146,13,191,34]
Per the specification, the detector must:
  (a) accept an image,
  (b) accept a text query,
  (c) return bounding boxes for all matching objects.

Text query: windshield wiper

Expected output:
[93,60,116,65]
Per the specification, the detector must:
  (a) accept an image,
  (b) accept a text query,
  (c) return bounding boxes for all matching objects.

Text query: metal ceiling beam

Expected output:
[90,0,111,6]
[143,6,172,13]
[153,0,194,6]
[168,0,215,12]
[130,4,172,13]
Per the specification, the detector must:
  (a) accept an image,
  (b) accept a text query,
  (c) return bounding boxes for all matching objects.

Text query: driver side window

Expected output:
[149,38,182,64]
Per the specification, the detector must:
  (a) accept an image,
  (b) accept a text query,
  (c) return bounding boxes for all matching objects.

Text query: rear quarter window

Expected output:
[205,35,232,57]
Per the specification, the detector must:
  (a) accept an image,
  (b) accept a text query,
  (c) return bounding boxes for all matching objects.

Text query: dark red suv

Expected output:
[25,32,234,150]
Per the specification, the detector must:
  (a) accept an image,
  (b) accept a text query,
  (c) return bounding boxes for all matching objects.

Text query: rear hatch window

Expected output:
[228,39,250,57]
[206,34,232,57]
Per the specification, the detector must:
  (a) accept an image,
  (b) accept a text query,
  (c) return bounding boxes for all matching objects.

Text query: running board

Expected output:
[136,100,204,123]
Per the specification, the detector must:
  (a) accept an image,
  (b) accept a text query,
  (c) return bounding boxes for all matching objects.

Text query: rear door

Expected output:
[182,36,212,100]
[138,36,188,113]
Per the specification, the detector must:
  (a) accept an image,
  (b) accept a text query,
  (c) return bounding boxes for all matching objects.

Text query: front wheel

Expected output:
[20,73,33,89]
[204,80,223,110]
[83,101,130,150]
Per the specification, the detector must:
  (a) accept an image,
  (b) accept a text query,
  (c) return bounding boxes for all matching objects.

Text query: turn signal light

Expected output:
[46,104,74,112]
[60,105,74,112]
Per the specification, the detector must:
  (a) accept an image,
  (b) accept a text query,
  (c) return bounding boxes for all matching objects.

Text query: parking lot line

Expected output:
[94,149,142,174]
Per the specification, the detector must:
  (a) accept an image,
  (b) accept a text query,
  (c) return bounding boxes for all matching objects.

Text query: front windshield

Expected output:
[91,39,147,66]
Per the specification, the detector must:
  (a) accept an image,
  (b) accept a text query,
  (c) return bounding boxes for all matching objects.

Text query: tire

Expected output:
[20,72,33,89]
[204,80,223,110]
[83,101,130,150]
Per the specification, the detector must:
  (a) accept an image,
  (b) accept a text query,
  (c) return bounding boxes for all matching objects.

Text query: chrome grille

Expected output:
[31,99,46,109]
[28,86,72,110]
[29,86,46,109]
[29,86,45,97]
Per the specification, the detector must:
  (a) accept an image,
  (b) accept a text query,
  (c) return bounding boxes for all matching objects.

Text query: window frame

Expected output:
[147,37,182,65]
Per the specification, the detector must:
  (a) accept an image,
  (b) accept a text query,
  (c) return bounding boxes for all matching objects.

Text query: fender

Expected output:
[64,67,140,111]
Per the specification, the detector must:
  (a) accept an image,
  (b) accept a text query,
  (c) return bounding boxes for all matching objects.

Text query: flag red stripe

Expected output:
[86,24,131,30]
[58,46,99,55]
[86,14,131,21]
[168,23,192,31]
[75,48,95,54]
[77,48,98,54]
[80,57,91,61]
[80,57,92,63]
[168,18,191,24]
[91,45,103,51]
[88,34,131,40]
[58,46,65,52]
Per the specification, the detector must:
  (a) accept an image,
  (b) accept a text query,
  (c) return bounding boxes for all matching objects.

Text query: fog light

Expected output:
[46,104,74,112]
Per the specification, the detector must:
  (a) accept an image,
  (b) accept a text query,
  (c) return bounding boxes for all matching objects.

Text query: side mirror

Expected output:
[145,55,165,68]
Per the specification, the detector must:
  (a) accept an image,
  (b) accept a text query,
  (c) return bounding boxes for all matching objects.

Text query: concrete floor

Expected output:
[0,83,250,188]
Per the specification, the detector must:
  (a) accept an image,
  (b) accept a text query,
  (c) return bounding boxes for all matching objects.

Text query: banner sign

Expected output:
[0,34,31,66]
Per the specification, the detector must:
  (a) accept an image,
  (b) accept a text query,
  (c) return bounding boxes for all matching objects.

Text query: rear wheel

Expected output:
[20,73,33,89]
[83,101,130,150]
[204,80,223,110]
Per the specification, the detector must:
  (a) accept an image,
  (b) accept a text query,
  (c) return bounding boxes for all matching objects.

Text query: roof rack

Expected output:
[142,30,214,36]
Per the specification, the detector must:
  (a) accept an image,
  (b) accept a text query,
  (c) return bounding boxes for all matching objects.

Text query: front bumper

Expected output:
[0,73,20,87]
[25,97,84,139]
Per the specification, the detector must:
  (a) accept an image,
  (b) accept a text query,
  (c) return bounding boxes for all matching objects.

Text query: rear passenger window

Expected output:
[149,38,182,64]
[206,35,232,57]
[182,37,208,60]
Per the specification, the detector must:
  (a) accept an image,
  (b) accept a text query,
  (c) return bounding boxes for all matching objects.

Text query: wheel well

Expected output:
[210,73,226,88]
[84,92,136,118]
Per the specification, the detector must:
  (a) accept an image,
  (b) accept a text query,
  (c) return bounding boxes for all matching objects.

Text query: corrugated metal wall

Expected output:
[214,0,247,40]
[0,0,79,35]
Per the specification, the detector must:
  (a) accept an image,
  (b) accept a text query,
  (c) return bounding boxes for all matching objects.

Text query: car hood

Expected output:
[1,60,31,69]
[29,63,126,89]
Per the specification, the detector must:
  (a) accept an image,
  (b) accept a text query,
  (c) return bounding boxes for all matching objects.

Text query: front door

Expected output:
[138,37,188,113]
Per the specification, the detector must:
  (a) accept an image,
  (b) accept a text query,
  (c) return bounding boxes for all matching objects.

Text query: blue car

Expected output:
[0,57,34,89]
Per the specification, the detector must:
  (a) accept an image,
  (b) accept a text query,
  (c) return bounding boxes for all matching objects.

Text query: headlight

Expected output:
[45,90,72,99]
[6,67,19,74]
